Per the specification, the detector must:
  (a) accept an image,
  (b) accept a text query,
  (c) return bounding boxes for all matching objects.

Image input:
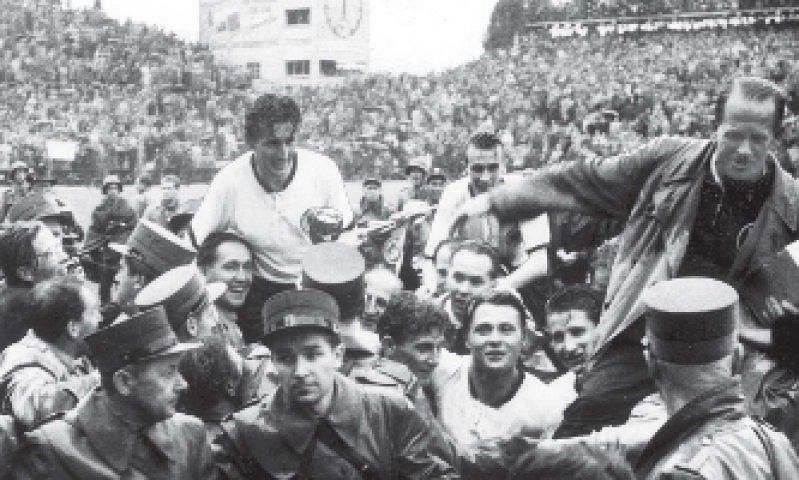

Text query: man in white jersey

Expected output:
[189,94,353,342]
[433,288,575,460]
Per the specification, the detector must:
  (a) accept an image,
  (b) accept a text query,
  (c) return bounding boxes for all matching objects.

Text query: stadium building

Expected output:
[199,0,370,86]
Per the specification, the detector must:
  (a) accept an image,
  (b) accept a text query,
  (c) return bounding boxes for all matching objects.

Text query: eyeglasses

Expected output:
[470,163,500,175]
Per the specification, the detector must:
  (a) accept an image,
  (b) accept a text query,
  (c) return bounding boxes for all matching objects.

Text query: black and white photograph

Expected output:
[1,0,799,478]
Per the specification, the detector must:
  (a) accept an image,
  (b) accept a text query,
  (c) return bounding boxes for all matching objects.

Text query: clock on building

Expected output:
[324,0,363,38]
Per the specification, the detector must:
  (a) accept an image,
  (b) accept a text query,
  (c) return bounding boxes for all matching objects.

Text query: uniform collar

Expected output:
[271,374,364,454]
[74,390,177,473]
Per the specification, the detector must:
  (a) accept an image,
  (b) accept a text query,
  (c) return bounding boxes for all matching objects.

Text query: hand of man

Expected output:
[764,296,799,323]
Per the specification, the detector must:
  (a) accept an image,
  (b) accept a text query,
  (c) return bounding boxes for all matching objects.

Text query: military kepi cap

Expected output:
[643,277,738,365]
[262,288,340,342]
[109,220,196,280]
[85,306,200,374]
[301,242,365,321]
[134,264,225,333]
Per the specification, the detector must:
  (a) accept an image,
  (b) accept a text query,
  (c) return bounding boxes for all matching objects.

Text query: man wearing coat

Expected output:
[452,77,799,436]
[13,306,218,480]
[213,288,459,479]
[635,278,799,479]
[86,175,138,304]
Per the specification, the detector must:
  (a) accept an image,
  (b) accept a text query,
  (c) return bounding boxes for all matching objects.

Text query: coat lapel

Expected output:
[594,140,712,355]
[73,391,137,474]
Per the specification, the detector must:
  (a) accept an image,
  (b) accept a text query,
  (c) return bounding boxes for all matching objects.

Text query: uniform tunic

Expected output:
[14,390,219,480]
[214,373,459,479]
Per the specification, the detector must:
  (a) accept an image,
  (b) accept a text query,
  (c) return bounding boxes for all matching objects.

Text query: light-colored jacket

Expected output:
[0,331,98,430]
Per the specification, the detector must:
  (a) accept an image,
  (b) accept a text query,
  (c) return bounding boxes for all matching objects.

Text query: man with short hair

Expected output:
[363,266,403,332]
[434,289,573,457]
[0,222,70,350]
[424,131,551,318]
[378,291,451,418]
[635,278,799,479]
[197,232,253,348]
[442,240,501,354]
[189,94,353,342]
[454,77,799,437]
[0,276,100,430]
[545,285,603,371]
[13,306,218,479]
[214,288,459,479]
[143,174,182,229]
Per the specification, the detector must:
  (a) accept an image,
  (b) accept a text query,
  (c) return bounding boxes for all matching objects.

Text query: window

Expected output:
[319,60,337,76]
[246,62,260,79]
[286,60,310,76]
[286,8,310,25]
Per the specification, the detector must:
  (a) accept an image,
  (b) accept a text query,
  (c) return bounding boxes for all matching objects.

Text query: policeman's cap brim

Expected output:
[738,325,773,350]
[262,325,338,347]
[135,341,202,365]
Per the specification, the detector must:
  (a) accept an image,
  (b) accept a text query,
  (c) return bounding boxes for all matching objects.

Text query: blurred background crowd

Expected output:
[0,0,797,186]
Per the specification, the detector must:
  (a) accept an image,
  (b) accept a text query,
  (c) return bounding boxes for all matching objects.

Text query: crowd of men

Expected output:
[0,77,798,479]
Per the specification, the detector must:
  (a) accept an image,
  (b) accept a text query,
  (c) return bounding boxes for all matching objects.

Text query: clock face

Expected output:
[324,0,363,38]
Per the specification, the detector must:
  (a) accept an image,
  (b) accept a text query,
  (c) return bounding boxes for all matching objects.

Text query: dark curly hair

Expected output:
[509,443,634,480]
[179,336,239,414]
[377,291,451,346]
[244,94,302,147]
[545,285,603,326]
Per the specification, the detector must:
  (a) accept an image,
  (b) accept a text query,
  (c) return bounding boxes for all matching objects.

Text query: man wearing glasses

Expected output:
[452,77,799,439]
[189,94,353,343]
[422,131,551,315]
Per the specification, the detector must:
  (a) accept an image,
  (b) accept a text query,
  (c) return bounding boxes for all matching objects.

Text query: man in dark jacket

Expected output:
[86,175,137,304]
[636,278,799,479]
[452,77,799,436]
[214,288,459,479]
[13,306,218,480]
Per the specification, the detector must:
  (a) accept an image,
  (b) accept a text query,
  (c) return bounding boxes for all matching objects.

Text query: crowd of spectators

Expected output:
[0,1,798,186]
[288,24,799,180]
[532,0,741,22]
[0,0,252,183]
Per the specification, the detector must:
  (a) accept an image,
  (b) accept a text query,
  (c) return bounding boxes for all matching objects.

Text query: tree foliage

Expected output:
[484,0,527,50]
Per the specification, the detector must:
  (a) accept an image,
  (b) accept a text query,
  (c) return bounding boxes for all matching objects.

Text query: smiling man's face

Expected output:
[253,122,296,182]
[468,303,524,375]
